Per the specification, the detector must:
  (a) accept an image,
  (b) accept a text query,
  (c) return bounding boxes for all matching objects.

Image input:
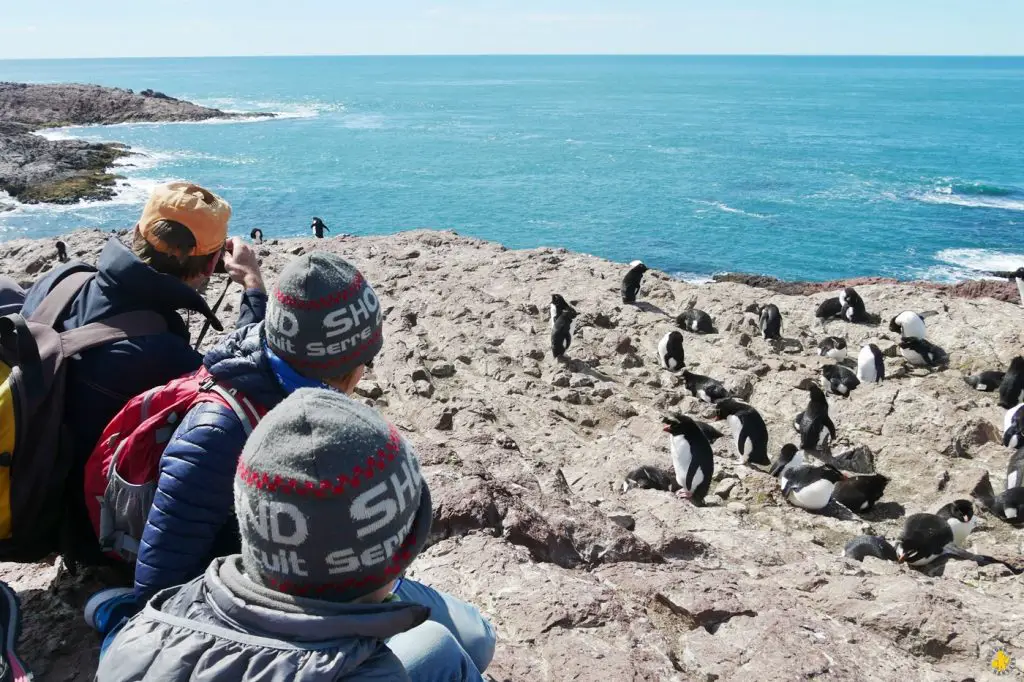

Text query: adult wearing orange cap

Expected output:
[19,181,267,566]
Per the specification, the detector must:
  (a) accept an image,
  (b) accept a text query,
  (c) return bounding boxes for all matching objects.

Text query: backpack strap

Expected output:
[59,311,169,358]
[27,270,95,328]
[199,378,260,437]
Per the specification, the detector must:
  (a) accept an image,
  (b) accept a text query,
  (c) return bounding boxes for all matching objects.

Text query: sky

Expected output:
[0,0,1022,59]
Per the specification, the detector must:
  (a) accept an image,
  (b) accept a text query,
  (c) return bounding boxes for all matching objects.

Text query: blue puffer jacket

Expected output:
[20,238,266,561]
[135,322,308,600]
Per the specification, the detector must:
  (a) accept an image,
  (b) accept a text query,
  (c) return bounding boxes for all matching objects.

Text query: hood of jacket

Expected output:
[203,322,288,408]
[72,237,222,332]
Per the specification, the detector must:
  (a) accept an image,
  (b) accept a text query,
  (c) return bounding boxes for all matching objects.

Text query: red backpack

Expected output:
[83,367,267,562]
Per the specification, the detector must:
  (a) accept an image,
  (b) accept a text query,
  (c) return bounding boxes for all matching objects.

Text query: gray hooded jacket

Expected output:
[97,556,430,681]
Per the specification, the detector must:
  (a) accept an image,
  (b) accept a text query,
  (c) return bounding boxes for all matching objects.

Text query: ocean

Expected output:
[1,56,1023,282]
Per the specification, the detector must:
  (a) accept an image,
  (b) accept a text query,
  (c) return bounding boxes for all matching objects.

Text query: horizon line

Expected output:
[2,52,1024,62]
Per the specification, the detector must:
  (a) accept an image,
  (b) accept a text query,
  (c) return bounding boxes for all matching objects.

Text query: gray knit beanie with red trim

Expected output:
[234,388,432,601]
[265,252,384,380]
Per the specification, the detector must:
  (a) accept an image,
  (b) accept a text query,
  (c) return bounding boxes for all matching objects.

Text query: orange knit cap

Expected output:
[138,182,231,257]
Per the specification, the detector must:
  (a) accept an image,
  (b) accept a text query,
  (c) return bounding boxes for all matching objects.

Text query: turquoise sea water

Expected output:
[1,56,1023,281]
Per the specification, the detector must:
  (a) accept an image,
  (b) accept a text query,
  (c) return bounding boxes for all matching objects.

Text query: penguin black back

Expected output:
[663,413,715,504]
[896,513,953,565]
[815,297,842,320]
[716,398,771,466]
[1003,406,1024,449]
[817,336,847,359]
[899,337,947,368]
[550,308,578,359]
[676,308,715,334]
[250,228,264,244]
[822,364,859,396]
[621,261,648,304]
[1007,447,1024,490]
[550,293,575,327]
[658,331,686,372]
[759,304,782,340]
[965,370,1005,392]
[843,535,897,562]
[55,240,68,263]
[682,369,729,404]
[833,474,889,512]
[622,465,679,493]
[998,356,1024,409]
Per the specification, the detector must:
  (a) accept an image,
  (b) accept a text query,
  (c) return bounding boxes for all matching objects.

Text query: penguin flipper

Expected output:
[943,545,1024,574]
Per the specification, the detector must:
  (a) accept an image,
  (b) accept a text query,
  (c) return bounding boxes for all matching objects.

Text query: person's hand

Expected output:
[222,237,265,293]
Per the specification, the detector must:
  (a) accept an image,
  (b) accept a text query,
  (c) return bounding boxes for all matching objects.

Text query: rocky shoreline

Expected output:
[2,229,1023,680]
[0,82,272,205]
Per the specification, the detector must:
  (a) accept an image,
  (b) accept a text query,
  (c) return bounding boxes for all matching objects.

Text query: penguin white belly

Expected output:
[690,320,699,332]
[1008,432,1021,449]
[669,435,693,490]
[946,518,974,547]
[827,348,847,361]
[1006,506,1019,519]
[549,304,557,327]
[896,312,926,339]
[857,348,877,382]
[698,389,710,403]
[688,466,705,494]
[787,480,835,510]
[727,415,743,455]
[909,553,941,567]
[1004,404,1024,433]
[1015,277,1024,306]
[658,335,670,370]
[901,348,926,366]
[817,428,830,447]
[837,383,849,395]
[1009,471,1019,489]
[976,383,988,391]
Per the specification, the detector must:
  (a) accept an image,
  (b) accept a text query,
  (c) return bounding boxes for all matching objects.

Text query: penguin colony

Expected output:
[558,262,1024,576]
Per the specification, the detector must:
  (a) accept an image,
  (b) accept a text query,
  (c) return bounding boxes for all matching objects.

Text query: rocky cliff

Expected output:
[1,229,1022,681]
[0,83,271,204]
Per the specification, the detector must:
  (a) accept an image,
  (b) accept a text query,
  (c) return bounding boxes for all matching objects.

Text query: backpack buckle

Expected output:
[199,377,216,392]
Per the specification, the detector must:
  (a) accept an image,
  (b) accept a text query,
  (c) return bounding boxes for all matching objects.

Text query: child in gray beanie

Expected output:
[99,389,496,682]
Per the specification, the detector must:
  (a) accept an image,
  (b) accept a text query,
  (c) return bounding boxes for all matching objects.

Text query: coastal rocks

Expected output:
[0,82,273,204]
[2,229,1023,681]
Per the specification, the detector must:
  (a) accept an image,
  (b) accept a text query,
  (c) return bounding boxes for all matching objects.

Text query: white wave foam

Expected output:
[669,271,714,284]
[340,114,385,130]
[689,199,770,220]
[915,191,1024,212]
[935,248,1024,275]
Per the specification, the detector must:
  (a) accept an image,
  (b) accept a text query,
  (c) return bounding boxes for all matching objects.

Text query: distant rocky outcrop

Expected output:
[716,271,1022,304]
[2,229,1022,681]
[0,82,273,204]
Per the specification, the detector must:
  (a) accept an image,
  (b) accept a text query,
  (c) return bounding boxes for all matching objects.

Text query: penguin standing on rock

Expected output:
[935,500,977,547]
[857,344,885,384]
[997,356,1024,409]
[663,413,715,505]
[781,464,846,511]
[822,364,860,396]
[621,261,648,304]
[833,474,890,512]
[899,337,947,368]
[658,331,686,372]
[550,308,578,359]
[550,294,575,328]
[311,217,330,239]
[55,240,69,263]
[715,398,771,466]
[759,304,782,340]
[682,369,730,404]
[250,228,264,244]
[965,370,1005,392]
[889,311,927,339]
[817,336,848,360]
[794,380,836,451]
[839,287,867,322]
[843,535,898,562]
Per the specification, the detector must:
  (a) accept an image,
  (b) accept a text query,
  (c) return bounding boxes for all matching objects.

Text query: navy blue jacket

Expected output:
[21,238,266,560]
[134,322,291,600]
